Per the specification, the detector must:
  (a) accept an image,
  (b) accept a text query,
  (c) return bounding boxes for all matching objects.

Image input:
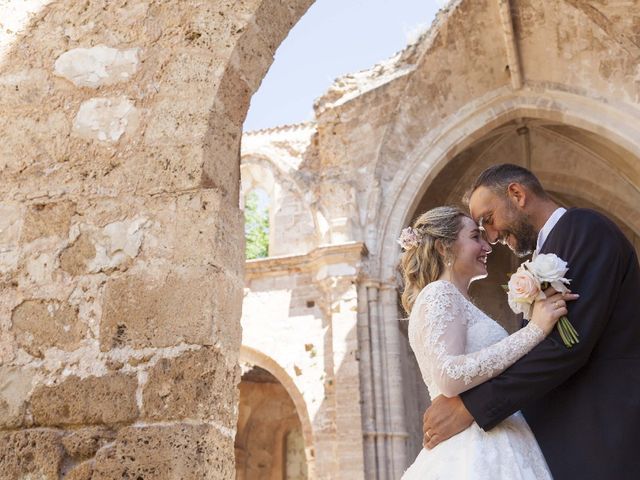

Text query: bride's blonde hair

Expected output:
[399,206,469,314]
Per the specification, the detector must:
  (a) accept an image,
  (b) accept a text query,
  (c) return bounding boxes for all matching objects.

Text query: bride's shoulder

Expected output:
[417,280,461,301]
[421,279,458,293]
[412,281,467,322]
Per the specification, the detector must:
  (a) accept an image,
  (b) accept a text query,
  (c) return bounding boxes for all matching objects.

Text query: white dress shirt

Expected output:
[535,207,567,255]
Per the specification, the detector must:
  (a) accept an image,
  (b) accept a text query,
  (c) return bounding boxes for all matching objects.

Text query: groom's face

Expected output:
[468,186,538,257]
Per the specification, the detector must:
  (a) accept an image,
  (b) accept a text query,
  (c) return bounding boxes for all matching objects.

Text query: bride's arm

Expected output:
[416,283,545,398]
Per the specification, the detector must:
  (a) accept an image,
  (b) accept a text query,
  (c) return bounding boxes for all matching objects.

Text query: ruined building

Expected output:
[1,1,640,479]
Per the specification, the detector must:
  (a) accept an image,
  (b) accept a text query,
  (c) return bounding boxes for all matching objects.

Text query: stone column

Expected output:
[0,192,245,479]
[365,281,391,480]
[379,284,409,478]
[314,243,368,480]
[357,280,409,480]
[357,282,378,479]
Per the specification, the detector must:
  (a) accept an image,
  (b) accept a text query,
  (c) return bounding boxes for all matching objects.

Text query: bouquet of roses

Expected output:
[505,253,579,348]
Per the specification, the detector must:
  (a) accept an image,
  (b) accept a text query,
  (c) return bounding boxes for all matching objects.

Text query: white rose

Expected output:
[527,254,571,293]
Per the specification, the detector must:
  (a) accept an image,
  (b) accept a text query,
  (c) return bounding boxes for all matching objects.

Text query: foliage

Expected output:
[245,191,270,259]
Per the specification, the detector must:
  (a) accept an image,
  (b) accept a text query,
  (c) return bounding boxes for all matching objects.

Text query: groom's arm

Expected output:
[458,210,631,430]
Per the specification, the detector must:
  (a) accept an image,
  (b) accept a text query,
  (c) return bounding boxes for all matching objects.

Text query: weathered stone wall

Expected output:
[0,0,313,478]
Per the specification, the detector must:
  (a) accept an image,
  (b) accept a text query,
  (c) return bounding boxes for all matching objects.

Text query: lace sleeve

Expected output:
[415,282,545,398]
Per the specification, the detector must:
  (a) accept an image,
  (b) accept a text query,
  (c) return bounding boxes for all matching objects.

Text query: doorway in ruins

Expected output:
[392,113,640,462]
[235,363,309,480]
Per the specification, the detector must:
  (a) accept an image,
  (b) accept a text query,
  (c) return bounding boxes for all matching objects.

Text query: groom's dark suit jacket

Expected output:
[461,208,640,480]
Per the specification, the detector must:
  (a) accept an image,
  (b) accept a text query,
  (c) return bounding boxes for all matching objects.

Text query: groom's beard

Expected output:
[504,206,538,258]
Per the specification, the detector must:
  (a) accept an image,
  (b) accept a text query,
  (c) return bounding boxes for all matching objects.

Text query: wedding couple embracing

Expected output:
[398,164,640,479]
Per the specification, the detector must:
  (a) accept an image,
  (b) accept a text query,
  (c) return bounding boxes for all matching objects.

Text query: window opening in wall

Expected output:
[244,188,271,259]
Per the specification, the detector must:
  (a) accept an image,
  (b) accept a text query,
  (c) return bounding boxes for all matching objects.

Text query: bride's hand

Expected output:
[531,290,579,336]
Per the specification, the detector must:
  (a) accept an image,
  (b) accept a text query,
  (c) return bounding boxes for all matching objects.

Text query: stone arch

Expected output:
[239,345,316,478]
[0,0,318,476]
[376,89,640,282]
[372,88,640,463]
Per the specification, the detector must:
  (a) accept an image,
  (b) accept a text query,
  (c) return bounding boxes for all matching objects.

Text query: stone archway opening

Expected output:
[235,364,309,480]
[395,115,640,462]
[410,118,640,249]
[403,116,640,335]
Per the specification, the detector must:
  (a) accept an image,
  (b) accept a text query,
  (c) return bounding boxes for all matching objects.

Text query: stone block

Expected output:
[0,366,34,429]
[11,299,86,357]
[73,97,139,143]
[61,426,116,460]
[158,48,226,95]
[65,460,94,480]
[179,4,254,52]
[91,424,234,480]
[87,217,148,273]
[142,347,237,427]
[143,97,211,146]
[100,266,242,352]
[0,202,23,248]
[0,429,65,480]
[0,112,72,189]
[119,144,206,193]
[253,0,303,51]
[0,69,55,109]
[59,234,96,276]
[20,200,76,243]
[215,65,254,127]
[202,115,242,198]
[54,45,140,88]
[30,373,138,427]
[171,190,245,274]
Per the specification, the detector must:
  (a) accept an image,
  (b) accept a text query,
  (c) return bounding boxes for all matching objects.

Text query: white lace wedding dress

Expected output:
[402,280,553,479]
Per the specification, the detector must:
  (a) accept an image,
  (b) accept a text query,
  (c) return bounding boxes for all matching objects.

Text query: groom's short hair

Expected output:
[465,163,548,203]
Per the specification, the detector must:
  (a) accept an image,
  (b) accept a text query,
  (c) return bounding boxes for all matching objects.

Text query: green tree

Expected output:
[244,190,269,259]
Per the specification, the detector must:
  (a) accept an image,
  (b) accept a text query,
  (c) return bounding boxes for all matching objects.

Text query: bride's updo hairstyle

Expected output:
[399,206,469,314]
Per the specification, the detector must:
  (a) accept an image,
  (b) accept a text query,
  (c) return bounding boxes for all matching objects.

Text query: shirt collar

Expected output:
[535,207,567,254]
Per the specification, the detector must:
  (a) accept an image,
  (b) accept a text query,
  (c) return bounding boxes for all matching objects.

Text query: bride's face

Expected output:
[451,216,492,281]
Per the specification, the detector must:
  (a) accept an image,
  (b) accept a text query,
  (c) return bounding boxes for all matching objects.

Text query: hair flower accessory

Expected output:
[398,226,423,251]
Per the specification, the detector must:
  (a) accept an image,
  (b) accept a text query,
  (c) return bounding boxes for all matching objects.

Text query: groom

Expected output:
[422,164,640,479]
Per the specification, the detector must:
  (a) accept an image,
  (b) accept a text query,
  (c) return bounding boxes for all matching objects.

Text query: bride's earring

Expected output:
[445,255,455,282]
[445,255,453,268]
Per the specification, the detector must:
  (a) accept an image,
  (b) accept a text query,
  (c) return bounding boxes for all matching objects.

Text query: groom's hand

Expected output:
[423,395,473,449]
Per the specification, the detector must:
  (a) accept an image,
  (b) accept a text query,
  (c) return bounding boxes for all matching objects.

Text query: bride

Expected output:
[399,206,577,479]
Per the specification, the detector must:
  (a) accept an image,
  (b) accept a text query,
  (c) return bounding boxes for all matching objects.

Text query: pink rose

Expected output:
[508,268,543,304]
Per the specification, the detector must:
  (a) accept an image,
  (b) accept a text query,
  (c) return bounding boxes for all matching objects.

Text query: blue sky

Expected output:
[243,0,443,132]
